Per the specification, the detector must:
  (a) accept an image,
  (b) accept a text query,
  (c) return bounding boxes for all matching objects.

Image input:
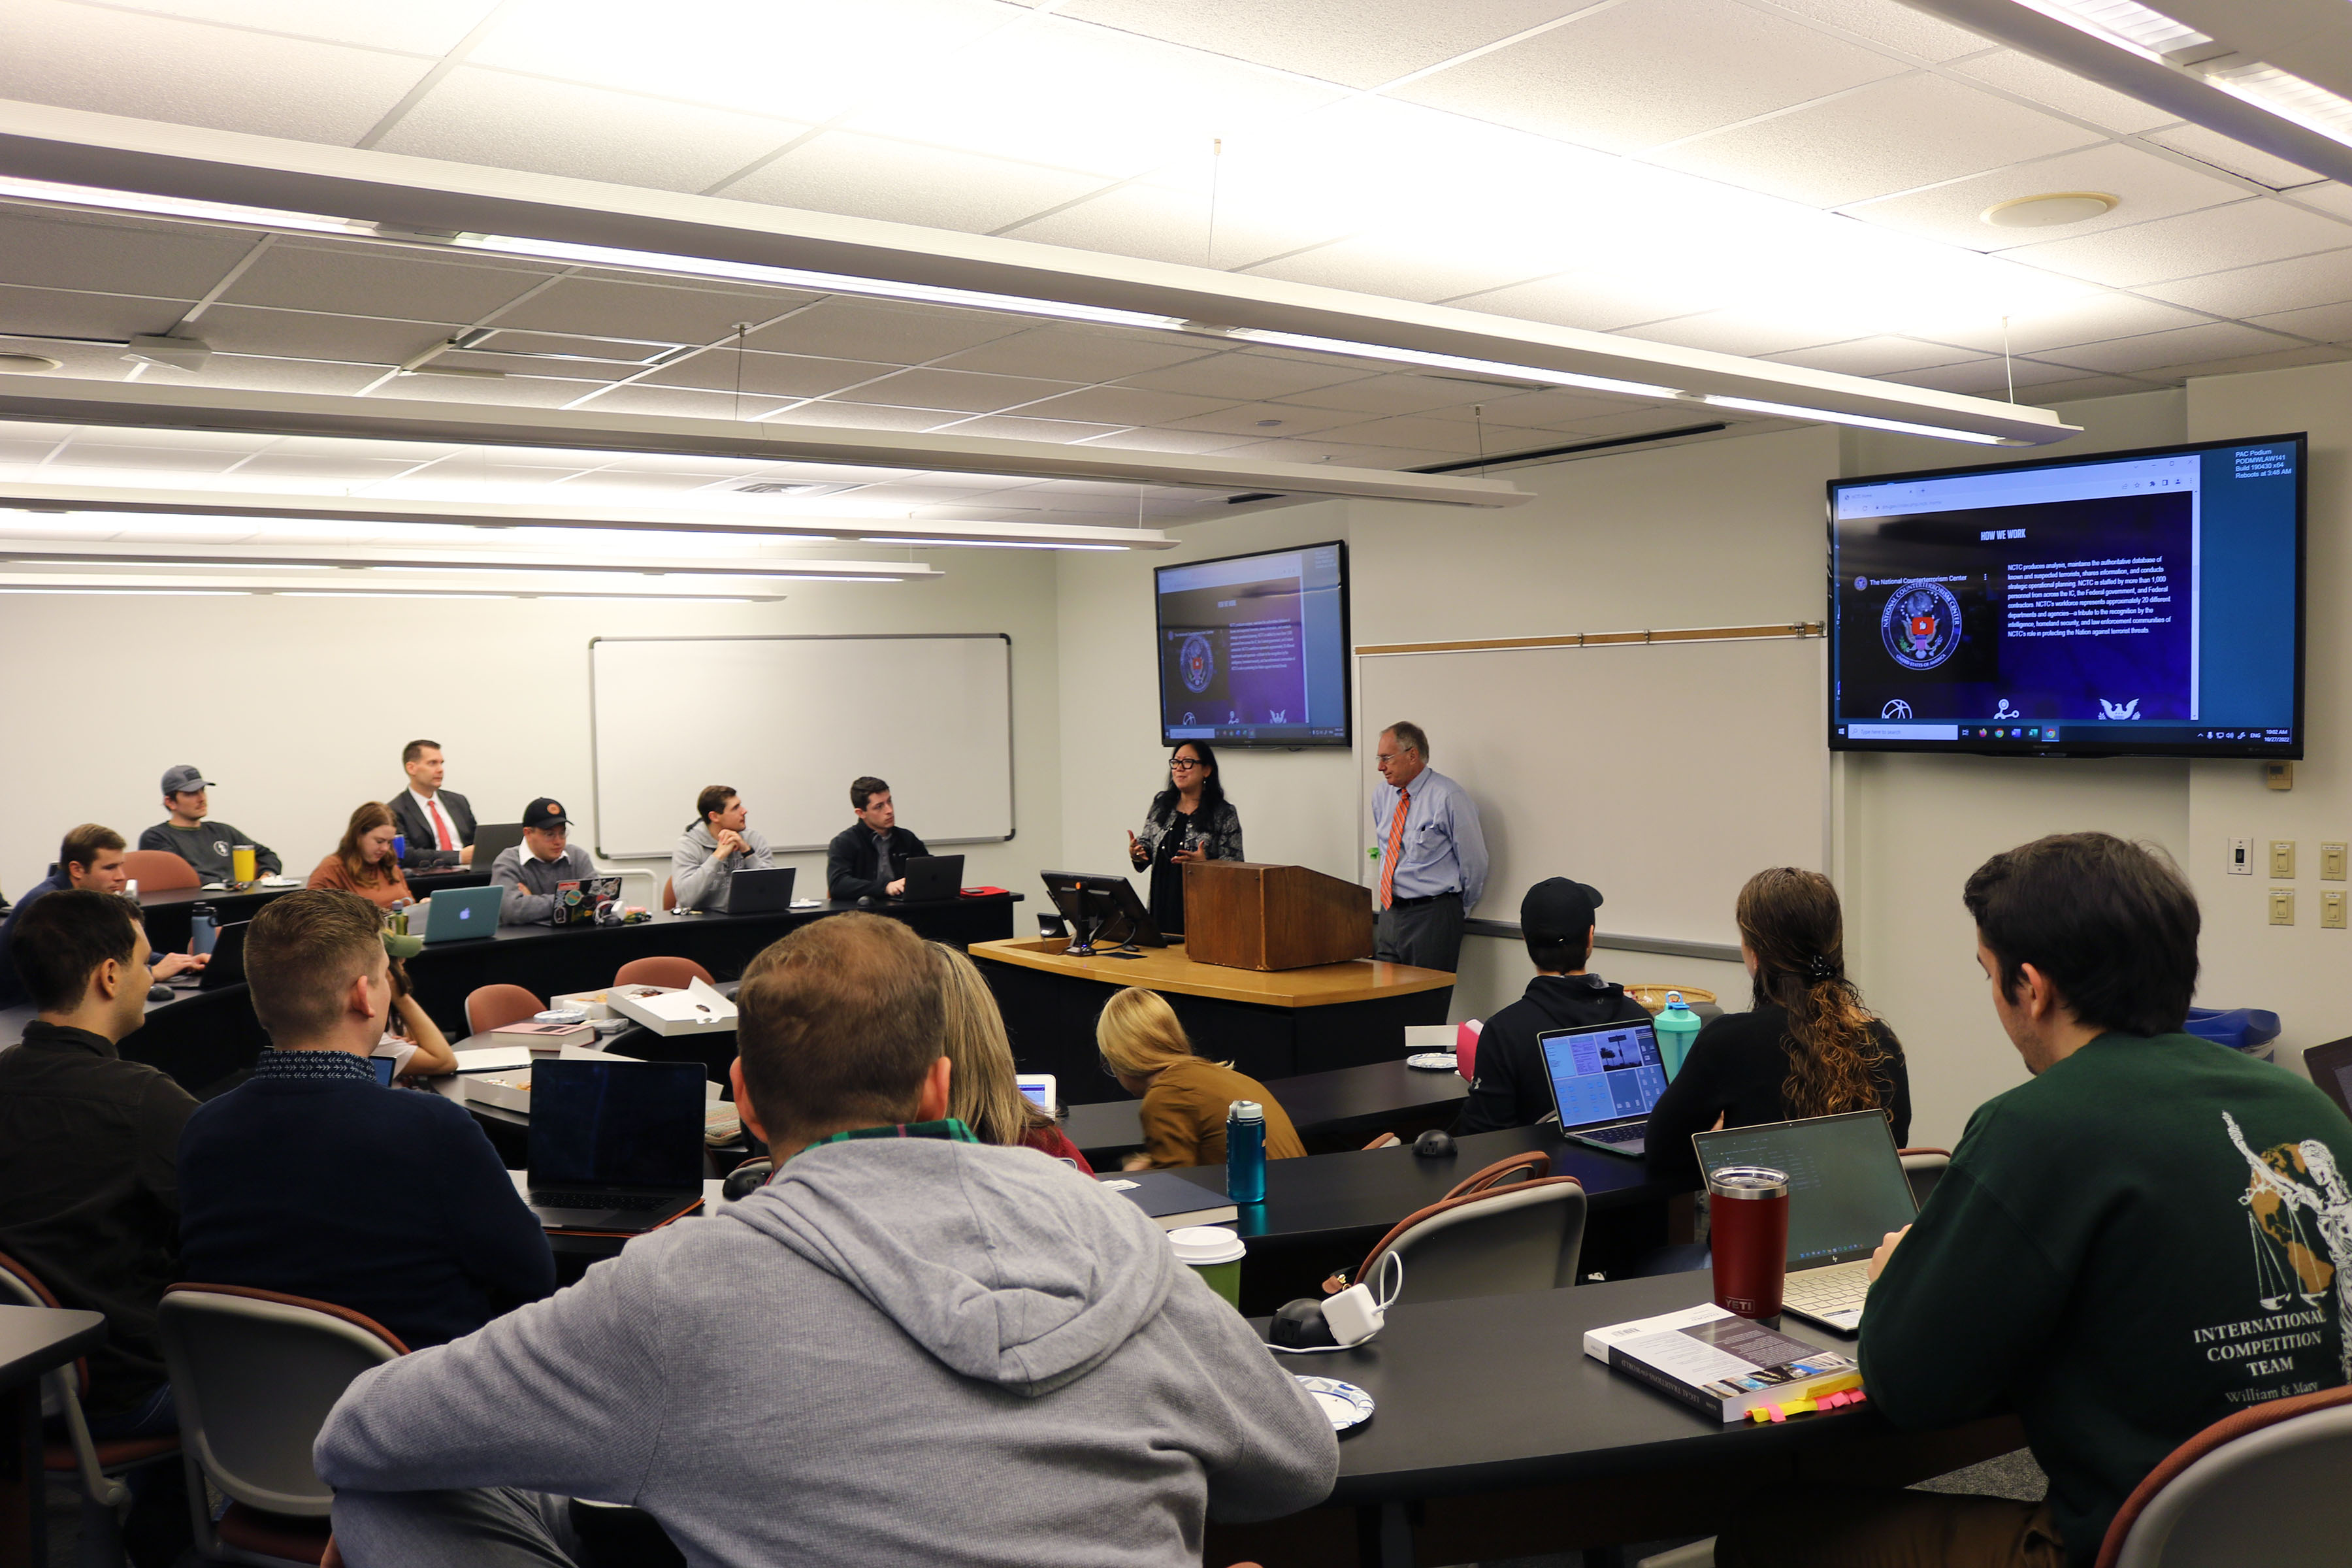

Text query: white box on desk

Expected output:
[609,977,737,1037]
[551,985,665,1021]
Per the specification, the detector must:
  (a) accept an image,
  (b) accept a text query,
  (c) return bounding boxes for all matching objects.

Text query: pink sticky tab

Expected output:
[1766,1403,1786,1423]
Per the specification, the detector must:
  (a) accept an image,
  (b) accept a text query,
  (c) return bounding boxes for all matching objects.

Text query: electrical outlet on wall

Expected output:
[2229,837,2253,875]
[2271,889,2296,926]
[2324,892,2347,930]
[2272,841,2298,878]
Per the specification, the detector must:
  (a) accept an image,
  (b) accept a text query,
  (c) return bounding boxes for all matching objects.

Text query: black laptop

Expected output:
[2306,1036,2352,1121]
[523,1058,706,1233]
[197,920,250,991]
[1537,1016,1673,1156]
[725,866,796,914]
[471,822,527,865]
[896,855,964,901]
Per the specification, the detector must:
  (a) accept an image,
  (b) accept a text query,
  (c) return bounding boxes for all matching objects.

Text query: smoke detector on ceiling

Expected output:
[1980,192,2120,229]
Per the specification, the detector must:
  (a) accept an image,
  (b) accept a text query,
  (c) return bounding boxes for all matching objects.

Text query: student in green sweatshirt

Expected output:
[1721,832,2352,1568]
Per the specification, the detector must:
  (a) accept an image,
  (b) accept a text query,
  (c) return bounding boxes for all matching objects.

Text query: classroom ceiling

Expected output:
[0,0,2349,540]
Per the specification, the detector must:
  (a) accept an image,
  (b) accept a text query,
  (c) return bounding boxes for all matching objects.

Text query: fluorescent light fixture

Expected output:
[0,539,937,580]
[859,536,1128,551]
[1696,395,2012,446]
[0,586,248,595]
[1220,329,1682,401]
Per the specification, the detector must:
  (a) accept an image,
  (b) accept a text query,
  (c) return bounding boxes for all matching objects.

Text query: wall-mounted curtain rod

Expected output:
[1356,621,1824,657]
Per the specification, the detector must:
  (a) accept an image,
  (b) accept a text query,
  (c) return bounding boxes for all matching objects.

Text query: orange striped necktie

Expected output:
[1380,787,1410,910]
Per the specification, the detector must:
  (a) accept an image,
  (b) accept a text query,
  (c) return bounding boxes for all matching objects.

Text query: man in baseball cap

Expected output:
[1452,876,1655,1136]
[487,798,598,925]
[138,766,282,884]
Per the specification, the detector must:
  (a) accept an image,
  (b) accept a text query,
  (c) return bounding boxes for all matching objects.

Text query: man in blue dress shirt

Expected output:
[1368,721,1488,973]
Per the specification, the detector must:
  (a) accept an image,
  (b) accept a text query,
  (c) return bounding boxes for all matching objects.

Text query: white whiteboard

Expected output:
[1356,637,1826,951]
[589,634,1013,858]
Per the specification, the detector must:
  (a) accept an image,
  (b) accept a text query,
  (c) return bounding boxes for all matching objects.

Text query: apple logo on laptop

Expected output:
[459,907,472,922]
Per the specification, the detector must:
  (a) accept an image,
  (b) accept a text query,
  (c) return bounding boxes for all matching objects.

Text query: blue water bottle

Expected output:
[188,902,219,958]
[392,833,406,864]
[1225,1099,1267,1204]
[1655,991,1703,1079]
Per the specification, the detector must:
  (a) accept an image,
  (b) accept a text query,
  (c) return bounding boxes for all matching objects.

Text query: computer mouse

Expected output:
[720,1159,774,1202]
[1413,1128,1456,1159]
[148,984,176,1002]
[1267,1298,1338,1350]
[857,896,877,909]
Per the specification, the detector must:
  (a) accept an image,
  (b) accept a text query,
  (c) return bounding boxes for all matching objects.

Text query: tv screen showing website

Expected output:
[1155,540,1350,748]
[1829,435,2304,759]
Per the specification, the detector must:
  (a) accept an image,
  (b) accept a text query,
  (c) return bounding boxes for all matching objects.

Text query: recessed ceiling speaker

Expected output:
[1980,192,2120,229]
[0,353,63,373]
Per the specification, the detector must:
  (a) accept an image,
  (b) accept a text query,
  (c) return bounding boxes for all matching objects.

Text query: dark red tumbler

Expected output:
[1708,1165,1790,1319]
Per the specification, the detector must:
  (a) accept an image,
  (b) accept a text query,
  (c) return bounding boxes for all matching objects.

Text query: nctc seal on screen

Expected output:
[1879,581,1963,672]
[1180,632,1217,694]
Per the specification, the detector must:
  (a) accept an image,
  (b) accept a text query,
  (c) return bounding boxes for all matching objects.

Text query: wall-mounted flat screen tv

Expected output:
[1829,434,2304,759]
[1155,540,1350,748]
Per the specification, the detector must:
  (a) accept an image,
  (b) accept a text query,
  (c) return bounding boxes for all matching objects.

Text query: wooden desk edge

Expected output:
[968,938,1455,1007]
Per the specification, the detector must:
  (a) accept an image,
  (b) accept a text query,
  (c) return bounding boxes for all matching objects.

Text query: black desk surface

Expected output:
[0,1303,105,1388]
[1305,1273,1873,1505]
[1064,1057,1467,1157]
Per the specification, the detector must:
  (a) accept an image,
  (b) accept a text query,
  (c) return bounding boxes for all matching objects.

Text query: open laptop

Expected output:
[2304,1036,2352,1122]
[1538,1017,1673,1156]
[725,866,796,914]
[1692,1109,1918,1335]
[420,883,504,943]
[897,854,965,901]
[1017,1073,1058,1117]
[197,919,249,990]
[550,875,623,926]
[523,1058,706,1233]
[471,822,527,865]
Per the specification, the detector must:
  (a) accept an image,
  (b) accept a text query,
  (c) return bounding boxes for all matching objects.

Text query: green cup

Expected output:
[1168,1226,1246,1308]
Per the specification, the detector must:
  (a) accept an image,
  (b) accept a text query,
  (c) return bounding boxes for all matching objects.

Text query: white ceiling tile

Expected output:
[2142,124,2330,193]
[1742,0,1995,61]
[1243,240,1554,306]
[468,0,1007,124]
[1010,385,1243,425]
[849,368,1083,414]
[189,358,391,397]
[1451,271,1724,331]
[1397,0,1906,155]
[645,351,897,400]
[1763,336,1987,374]
[2138,249,2352,317]
[1268,374,1487,416]
[0,211,257,298]
[230,453,432,480]
[1653,73,2103,206]
[747,300,1028,364]
[95,0,502,52]
[570,385,747,419]
[193,305,455,367]
[719,133,1107,234]
[2021,372,2172,400]
[1311,416,1489,453]
[371,374,604,408]
[2248,301,2352,344]
[930,414,1132,443]
[0,0,431,140]
[1059,0,1574,90]
[1072,427,1258,455]
[0,284,192,341]
[763,400,975,433]
[1929,291,2208,353]
[1619,312,1851,357]
[1214,437,1450,467]
[2036,321,2308,374]
[487,277,817,342]
[930,326,1218,381]
[56,424,264,451]
[374,67,806,192]
[1118,351,1376,400]
[1162,402,1369,437]
[220,244,552,323]
[996,181,1348,270]
[1846,142,2248,250]
[2287,184,2352,224]
[1457,387,1646,427]
[48,442,252,473]
[2131,344,2352,381]
[1944,49,2180,134]
[2002,199,2352,287]
[1883,355,2117,393]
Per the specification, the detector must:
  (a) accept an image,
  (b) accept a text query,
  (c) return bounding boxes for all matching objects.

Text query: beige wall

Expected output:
[0,551,1064,906]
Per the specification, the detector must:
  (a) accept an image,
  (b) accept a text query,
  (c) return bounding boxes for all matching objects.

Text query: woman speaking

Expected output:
[1126,740,1243,937]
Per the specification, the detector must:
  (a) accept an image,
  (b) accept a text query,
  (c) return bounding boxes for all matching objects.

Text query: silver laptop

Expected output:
[1692,1109,1918,1335]
[1537,1017,1673,1156]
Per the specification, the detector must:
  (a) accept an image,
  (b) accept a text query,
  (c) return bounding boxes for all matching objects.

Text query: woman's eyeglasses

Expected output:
[1169,758,1203,771]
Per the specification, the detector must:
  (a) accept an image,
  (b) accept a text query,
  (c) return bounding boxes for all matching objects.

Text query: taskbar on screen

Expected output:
[1836,721,2293,751]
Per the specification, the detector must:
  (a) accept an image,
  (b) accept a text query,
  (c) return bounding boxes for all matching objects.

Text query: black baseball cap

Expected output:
[1522,877,1602,939]
[523,797,572,828]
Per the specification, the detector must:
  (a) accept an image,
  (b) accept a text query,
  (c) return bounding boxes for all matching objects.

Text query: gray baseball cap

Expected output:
[160,764,215,795]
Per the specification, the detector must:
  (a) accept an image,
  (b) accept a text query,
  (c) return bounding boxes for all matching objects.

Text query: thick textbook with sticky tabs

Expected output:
[1584,1302,1859,1422]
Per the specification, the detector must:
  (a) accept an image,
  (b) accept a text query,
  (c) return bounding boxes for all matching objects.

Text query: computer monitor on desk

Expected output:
[472,822,527,864]
[1039,871,1164,953]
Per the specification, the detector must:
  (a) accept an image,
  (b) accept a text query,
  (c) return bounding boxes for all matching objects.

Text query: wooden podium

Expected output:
[1183,860,1375,972]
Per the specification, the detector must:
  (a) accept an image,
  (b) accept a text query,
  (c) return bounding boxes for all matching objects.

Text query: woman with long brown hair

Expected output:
[1644,866,1909,1192]
[306,802,414,909]
[934,943,1093,1173]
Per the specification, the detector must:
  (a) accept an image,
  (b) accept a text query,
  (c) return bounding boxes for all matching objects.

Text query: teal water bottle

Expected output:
[1225,1100,1267,1204]
[1654,992,1703,1079]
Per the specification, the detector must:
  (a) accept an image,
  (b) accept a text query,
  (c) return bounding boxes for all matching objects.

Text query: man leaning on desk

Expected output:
[390,738,476,869]
[826,775,928,901]
[489,798,599,924]
[672,783,774,912]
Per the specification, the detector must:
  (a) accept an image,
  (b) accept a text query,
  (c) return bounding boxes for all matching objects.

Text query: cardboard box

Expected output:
[465,1069,534,1114]
[609,977,738,1037]
[551,985,666,1021]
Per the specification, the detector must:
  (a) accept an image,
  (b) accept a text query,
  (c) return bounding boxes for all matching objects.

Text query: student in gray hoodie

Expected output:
[668,785,773,913]
[316,911,1338,1567]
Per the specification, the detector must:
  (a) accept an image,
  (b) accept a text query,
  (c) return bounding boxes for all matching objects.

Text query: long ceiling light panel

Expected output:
[0,103,2076,448]
[0,539,940,580]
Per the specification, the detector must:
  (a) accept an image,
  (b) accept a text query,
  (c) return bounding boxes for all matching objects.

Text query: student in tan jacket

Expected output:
[1096,987,1303,1171]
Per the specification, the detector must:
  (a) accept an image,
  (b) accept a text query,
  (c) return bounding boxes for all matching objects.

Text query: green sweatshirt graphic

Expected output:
[1860,1032,2352,1566]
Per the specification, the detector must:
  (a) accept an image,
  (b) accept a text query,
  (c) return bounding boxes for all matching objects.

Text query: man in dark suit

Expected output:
[177,890,553,1349]
[825,776,930,901]
[389,739,478,870]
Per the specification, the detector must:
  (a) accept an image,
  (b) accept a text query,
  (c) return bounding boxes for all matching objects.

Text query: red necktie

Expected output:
[1380,787,1410,910]
[428,798,455,852]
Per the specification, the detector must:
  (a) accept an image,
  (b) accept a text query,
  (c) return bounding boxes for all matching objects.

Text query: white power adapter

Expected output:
[1270,1251,1403,1354]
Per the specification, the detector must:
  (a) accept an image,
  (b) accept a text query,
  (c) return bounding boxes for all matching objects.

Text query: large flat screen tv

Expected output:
[1829,434,2304,759]
[1155,540,1350,748]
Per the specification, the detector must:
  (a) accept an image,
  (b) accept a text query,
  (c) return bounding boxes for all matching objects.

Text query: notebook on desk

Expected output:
[1539,1017,1672,1157]
[1691,1109,1917,1335]
[524,1058,706,1234]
